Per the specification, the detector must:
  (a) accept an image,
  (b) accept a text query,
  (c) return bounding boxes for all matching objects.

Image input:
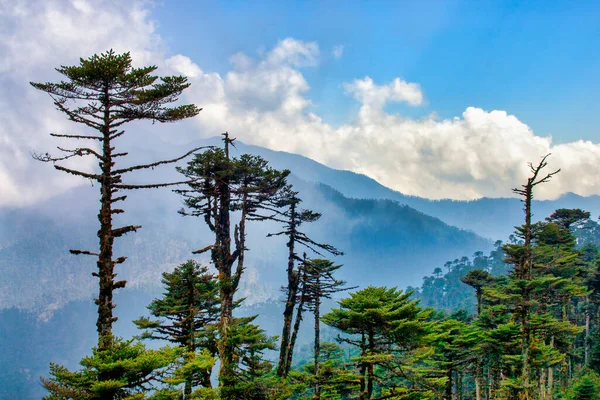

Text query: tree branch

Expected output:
[112,146,210,175]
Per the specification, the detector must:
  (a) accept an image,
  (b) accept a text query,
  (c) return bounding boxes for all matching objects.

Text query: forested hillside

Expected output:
[3,50,600,400]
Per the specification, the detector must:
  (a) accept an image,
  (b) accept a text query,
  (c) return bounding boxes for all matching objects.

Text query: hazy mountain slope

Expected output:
[206,138,600,240]
[0,173,489,398]
[0,175,487,313]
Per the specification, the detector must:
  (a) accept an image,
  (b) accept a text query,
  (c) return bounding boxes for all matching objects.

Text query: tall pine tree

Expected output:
[31,50,202,350]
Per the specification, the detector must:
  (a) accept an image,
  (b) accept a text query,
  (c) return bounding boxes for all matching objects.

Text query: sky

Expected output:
[1,0,600,206]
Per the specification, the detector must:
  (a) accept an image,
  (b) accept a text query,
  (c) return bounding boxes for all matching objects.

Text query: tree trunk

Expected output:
[359,333,367,400]
[184,272,197,399]
[277,204,298,377]
[367,330,374,400]
[314,282,321,400]
[97,90,115,351]
[216,138,235,398]
[445,367,453,400]
[286,266,308,375]
[539,367,546,400]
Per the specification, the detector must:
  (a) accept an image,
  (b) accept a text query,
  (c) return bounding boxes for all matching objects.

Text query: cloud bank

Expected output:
[1,0,600,207]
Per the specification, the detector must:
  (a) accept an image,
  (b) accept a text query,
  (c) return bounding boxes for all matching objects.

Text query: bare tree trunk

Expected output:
[286,266,308,375]
[548,367,554,400]
[277,204,298,377]
[314,281,321,400]
[359,333,367,400]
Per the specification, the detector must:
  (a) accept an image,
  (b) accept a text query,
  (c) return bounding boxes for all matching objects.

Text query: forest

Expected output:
[29,51,600,400]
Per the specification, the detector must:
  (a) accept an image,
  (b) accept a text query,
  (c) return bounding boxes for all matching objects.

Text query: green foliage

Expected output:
[561,372,600,400]
[322,286,434,399]
[134,260,219,345]
[412,241,507,313]
[41,337,179,399]
[31,50,201,124]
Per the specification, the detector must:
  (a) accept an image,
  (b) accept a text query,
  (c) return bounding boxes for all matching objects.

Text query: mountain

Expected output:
[2,135,597,398]
[0,165,489,398]
[0,173,488,313]
[210,139,600,240]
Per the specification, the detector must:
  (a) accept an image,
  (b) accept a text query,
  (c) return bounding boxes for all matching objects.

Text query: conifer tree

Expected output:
[175,135,289,397]
[322,286,432,399]
[31,50,202,350]
[302,259,351,399]
[461,270,493,316]
[268,187,342,377]
[134,260,220,397]
[228,315,281,398]
[501,154,560,397]
[41,338,180,399]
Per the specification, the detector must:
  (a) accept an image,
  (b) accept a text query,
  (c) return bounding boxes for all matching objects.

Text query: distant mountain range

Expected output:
[224,139,600,240]
[2,136,599,399]
[3,134,598,314]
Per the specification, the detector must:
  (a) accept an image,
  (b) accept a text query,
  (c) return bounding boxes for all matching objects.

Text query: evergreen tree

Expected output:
[500,154,560,397]
[461,270,493,316]
[31,50,202,350]
[322,286,433,399]
[566,373,600,400]
[269,187,342,378]
[41,338,180,399]
[134,260,220,397]
[175,135,289,397]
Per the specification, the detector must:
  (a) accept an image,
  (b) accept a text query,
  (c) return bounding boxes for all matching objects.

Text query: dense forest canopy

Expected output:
[14,51,600,400]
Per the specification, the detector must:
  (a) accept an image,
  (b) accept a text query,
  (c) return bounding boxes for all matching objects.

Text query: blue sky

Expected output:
[3,0,600,204]
[155,0,599,144]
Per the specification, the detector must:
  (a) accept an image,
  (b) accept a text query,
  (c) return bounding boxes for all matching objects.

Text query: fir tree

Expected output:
[268,187,342,377]
[41,337,180,399]
[175,135,289,397]
[322,286,433,400]
[134,260,220,397]
[31,50,202,350]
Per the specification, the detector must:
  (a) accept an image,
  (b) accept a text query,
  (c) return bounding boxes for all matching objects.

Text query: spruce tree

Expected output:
[31,50,202,350]
[268,188,342,377]
[175,135,289,397]
[134,260,220,397]
[302,259,351,399]
[322,286,432,399]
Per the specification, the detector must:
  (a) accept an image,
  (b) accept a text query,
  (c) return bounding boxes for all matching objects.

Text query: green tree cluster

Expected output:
[33,52,600,400]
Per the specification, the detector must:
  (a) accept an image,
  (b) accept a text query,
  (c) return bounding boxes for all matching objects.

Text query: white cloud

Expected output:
[178,52,600,201]
[343,76,424,109]
[2,0,600,206]
[265,37,319,67]
[332,44,344,60]
[0,0,165,207]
